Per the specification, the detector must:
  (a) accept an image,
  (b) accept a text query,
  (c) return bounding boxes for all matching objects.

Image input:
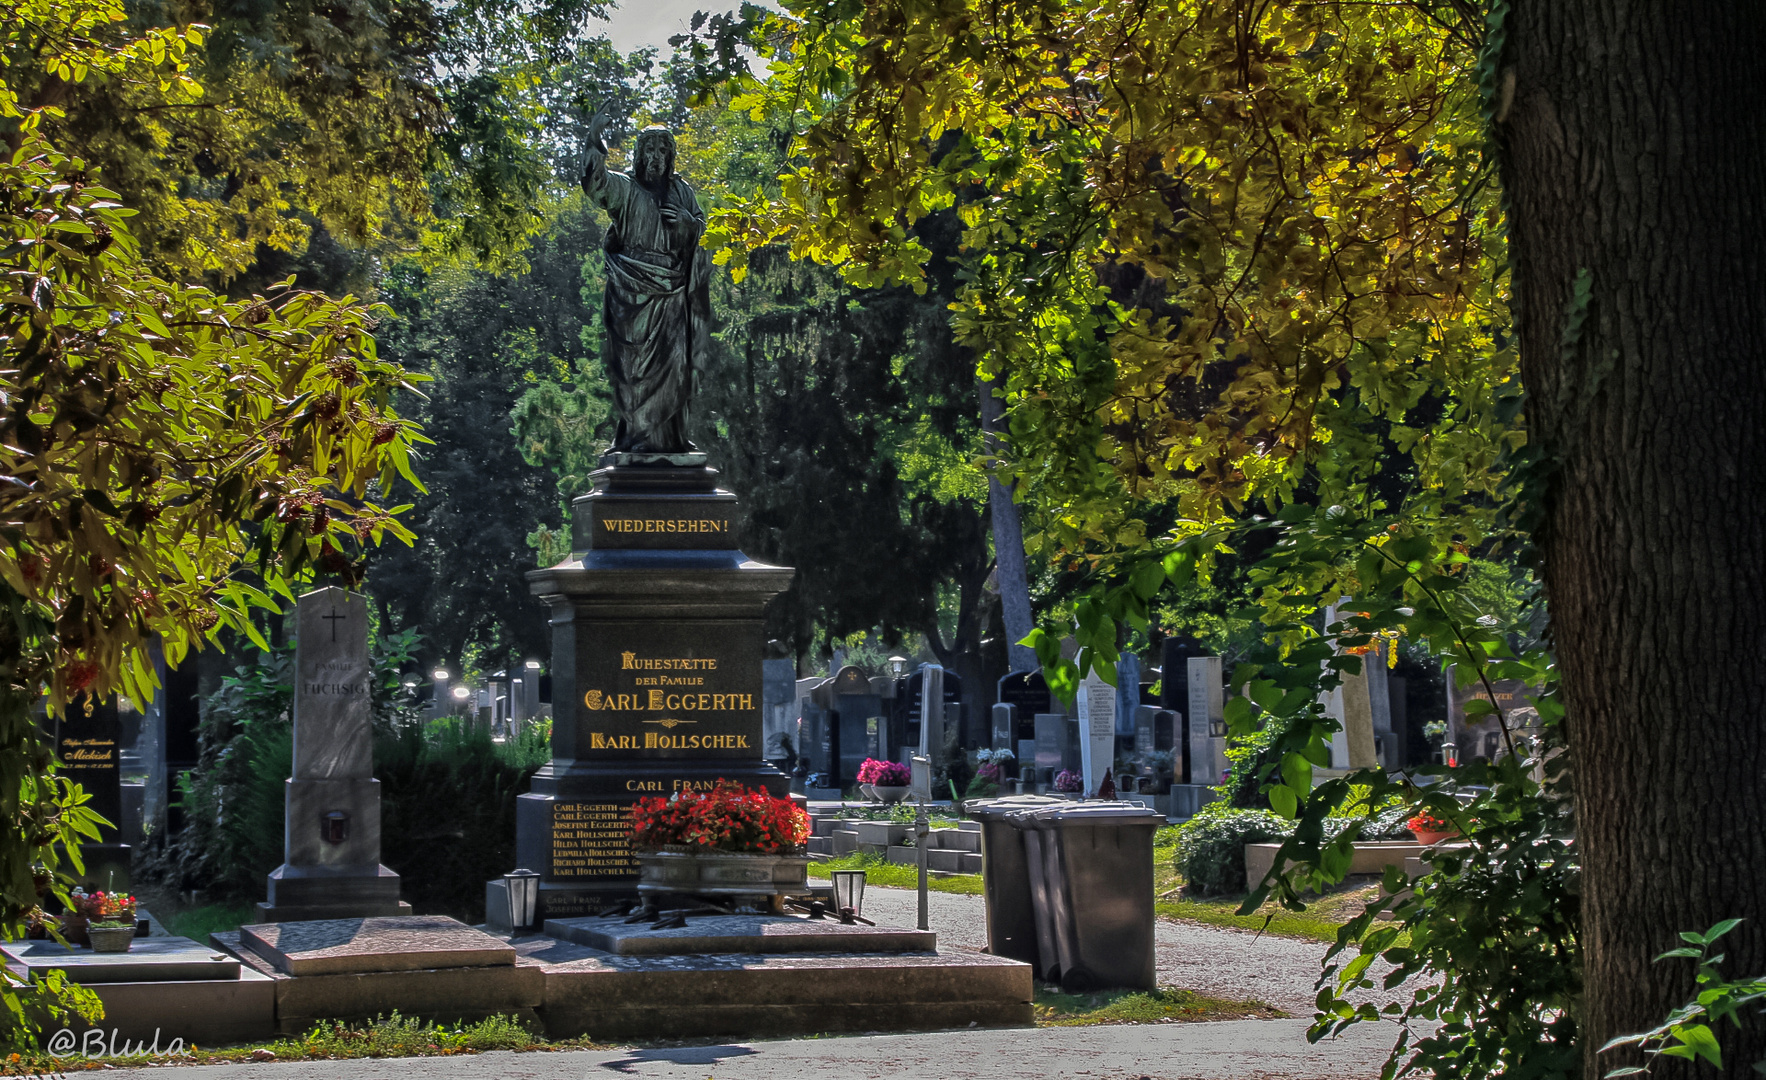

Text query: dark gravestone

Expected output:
[997,670,1051,742]
[829,664,878,784]
[160,658,201,835]
[1159,636,1207,712]
[58,701,122,839]
[1160,635,1207,782]
[834,700,883,787]
[799,702,834,783]
[518,463,794,919]
[55,701,129,891]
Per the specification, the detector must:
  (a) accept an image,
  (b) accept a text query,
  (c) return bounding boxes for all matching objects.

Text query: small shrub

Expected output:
[1173,804,1419,896]
[1172,807,1292,896]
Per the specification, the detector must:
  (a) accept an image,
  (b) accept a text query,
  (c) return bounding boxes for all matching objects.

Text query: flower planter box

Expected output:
[1244,840,1435,890]
[635,850,811,901]
[87,925,135,953]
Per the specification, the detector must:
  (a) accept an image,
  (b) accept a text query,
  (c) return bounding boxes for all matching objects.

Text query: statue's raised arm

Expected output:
[577,111,711,465]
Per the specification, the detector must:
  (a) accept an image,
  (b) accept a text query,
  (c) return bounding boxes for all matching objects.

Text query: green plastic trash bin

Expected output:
[1014,802,1164,991]
[965,794,1069,969]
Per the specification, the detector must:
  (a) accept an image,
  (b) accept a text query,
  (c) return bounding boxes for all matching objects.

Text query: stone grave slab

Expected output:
[238,915,515,976]
[514,936,1033,1039]
[2,936,240,984]
[544,914,936,956]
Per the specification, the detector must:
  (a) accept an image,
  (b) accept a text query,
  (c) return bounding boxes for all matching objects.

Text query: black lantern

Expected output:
[831,870,866,923]
[322,811,349,844]
[504,869,540,932]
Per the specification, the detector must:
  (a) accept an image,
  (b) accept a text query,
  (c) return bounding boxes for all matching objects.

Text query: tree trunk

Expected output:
[1502,4,1766,1075]
[979,377,1037,672]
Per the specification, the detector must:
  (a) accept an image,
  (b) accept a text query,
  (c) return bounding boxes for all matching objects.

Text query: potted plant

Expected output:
[856,758,911,802]
[78,891,137,953]
[1053,769,1084,794]
[964,748,1014,799]
[1407,809,1460,846]
[628,781,811,904]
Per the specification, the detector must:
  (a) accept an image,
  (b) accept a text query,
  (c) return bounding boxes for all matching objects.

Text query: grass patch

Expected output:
[0,1013,609,1072]
[1154,895,1357,943]
[808,853,983,895]
[1150,825,1391,943]
[1035,985,1284,1026]
[160,902,257,944]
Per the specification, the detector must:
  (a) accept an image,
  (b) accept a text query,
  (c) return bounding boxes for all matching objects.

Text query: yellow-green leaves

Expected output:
[0,136,427,716]
[704,0,1515,564]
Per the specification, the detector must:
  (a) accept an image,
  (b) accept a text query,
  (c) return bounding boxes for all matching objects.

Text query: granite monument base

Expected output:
[256,863,411,923]
[519,462,795,920]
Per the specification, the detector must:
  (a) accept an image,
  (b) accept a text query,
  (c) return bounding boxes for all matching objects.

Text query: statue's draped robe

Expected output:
[582,148,711,454]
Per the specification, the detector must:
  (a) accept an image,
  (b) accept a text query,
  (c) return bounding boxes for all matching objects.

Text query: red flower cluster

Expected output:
[856,758,910,786]
[628,781,809,855]
[1407,810,1456,833]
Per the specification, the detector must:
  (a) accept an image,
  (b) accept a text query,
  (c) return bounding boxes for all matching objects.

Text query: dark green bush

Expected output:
[1172,803,1415,895]
[1172,807,1291,896]
[149,631,548,922]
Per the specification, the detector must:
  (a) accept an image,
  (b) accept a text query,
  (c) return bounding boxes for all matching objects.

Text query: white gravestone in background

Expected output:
[1077,671,1117,797]
[1323,600,1386,769]
[1187,656,1225,786]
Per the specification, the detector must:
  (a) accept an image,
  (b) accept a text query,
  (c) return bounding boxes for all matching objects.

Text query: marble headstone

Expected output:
[1033,712,1065,776]
[991,703,1016,751]
[1186,656,1226,787]
[1077,671,1116,797]
[259,587,408,921]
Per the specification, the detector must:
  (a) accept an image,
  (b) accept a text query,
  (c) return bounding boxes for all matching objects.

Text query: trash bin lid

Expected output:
[965,795,1072,821]
[1011,802,1167,826]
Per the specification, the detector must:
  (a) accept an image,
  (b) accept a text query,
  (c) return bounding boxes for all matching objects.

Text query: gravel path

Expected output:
[102,1020,1396,1079]
[859,885,1375,1016]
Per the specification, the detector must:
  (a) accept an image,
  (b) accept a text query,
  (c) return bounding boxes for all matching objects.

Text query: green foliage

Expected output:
[368,196,616,669]
[1602,921,1766,1078]
[290,1012,536,1055]
[375,717,548,919]
[1171,807,1291,897]
[153,630,546,921]
[0,0,425,1046]
[27,0,613,282]
[1171,802,1412,897]
[1035,986,1281,1026]
[806,852,982,896]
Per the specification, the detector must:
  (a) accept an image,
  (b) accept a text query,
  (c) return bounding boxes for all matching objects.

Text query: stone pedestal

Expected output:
[516,464,794,919]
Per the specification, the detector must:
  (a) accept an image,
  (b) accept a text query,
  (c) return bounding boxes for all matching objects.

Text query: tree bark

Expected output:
[979,377,1037,673]
[1502,3,1766,1075]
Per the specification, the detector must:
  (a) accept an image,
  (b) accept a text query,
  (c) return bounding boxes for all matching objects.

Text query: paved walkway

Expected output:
[859,886,1352,1015]
[106,1019,1398,1079]
[102,886,1406,1078]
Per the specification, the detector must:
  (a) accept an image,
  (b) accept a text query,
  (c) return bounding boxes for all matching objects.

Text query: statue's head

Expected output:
[633,126,676,185]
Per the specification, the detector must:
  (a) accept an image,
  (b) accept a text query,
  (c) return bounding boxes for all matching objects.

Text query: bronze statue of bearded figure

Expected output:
[580,112,711,463]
